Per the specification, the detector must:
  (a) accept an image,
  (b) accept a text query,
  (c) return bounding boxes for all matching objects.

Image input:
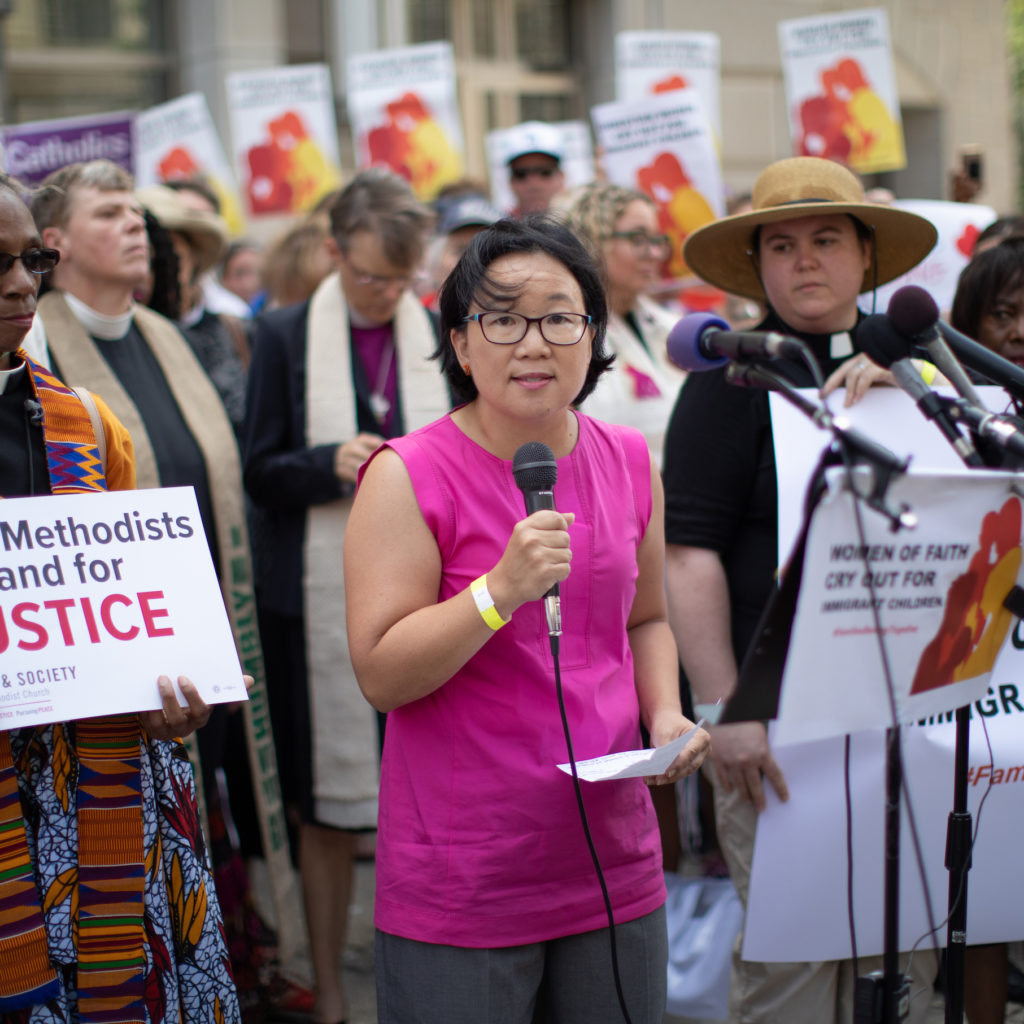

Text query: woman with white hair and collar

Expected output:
[662,157,938,1023]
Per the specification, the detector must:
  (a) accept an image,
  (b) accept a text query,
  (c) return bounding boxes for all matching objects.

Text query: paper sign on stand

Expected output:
[226,64,343,218]
[0,486,246,727]
[774,467,1024,746]
[778,7,906,174]
[134,92,246,235]
[614,31,721,143]
[347,41,464,201]
[591,90,723,279]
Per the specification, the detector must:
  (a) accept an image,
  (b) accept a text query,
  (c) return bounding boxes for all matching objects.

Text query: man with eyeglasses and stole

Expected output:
[242,167,448,1024]
[503,121,567,218]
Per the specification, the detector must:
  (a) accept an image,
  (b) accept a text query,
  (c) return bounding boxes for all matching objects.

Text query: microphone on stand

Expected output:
[512,442,562,638]
[667,311,808,373]
[886,285,984,407]
[858,314,985,468]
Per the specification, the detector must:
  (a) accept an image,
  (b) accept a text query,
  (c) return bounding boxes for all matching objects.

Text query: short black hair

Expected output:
[436,215,613,405]
[951,236,1024,340]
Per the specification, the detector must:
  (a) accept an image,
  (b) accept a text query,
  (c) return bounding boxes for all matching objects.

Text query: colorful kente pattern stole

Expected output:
[0,354,145,1023]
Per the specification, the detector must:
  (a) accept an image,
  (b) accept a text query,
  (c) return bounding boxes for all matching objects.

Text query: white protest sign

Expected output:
[614,31,721,142]
[0,487,245,727]
[745,707,1024,961]
[778,7,905,174]
[347,40,464,201]
[775,467,1024,745]
[134,92,245,235]
[590,90,723,280]
[226,63,343,217]
[858,200,997,317]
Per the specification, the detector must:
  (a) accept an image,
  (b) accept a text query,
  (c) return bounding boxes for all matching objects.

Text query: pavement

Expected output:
[265,858,1024,1024]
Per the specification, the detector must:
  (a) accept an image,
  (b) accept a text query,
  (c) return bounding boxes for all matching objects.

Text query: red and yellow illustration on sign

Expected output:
[635,152,715,278]
[912,497,1023,694]
[797,57,905,173]
[365,91,462,201]
[243,110,341,216]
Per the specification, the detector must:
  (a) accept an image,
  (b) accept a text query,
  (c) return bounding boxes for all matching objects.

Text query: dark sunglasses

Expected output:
[0,247,60,275]
[510,166,558,181]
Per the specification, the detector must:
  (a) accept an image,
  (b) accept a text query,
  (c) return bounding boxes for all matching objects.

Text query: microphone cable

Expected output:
[551,632,635,1024]
[829,403,942,997]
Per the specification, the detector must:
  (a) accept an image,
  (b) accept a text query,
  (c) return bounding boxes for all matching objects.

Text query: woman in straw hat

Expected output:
[662,156,938,1023]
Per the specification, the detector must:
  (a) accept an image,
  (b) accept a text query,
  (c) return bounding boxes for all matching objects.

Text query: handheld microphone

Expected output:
[512,442,562,637]
[886,285,983,406]
[858,314,984,468]
[667,312,807,373]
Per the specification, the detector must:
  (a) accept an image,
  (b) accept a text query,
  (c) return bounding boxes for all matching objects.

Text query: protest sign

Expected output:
[778,7,905,174]
[134,92,245,235]
[0,486,246,727]
[614,31,721,142]
[858,199,997,316]
[0,111,134,189]
[226,63,343,217]
[347,40,464,201]
[591,90,723,278]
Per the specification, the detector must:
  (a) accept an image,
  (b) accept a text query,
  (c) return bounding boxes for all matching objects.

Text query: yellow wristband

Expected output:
[919,360,937,385]
[470,575,509,631]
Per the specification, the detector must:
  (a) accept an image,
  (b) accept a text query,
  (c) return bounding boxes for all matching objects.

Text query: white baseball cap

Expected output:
[503,121,565,165]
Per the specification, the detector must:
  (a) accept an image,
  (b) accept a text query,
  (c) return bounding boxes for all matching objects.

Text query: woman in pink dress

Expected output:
[345,217,710,1023]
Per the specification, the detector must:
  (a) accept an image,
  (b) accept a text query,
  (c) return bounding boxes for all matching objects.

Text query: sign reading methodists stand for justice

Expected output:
[0,486,246,727]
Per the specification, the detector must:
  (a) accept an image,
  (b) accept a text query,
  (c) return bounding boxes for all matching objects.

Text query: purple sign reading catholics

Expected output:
[0,110,135,188]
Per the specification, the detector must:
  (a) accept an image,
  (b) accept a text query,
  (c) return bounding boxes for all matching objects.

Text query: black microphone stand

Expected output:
[725,360,915,1023]
[933,394,1024,1024]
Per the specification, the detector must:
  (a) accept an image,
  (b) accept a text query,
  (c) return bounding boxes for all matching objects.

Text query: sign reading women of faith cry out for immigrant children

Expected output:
[347,40,465,202]
[590,90,724,280]
[0,486,246,727]
[614,31,722,143]
[778,7,906,174]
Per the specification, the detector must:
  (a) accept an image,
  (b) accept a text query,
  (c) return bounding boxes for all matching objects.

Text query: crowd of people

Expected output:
[0,108,1021,1024]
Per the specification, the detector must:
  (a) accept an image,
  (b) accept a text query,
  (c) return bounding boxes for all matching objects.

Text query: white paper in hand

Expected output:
[557,722,705,782]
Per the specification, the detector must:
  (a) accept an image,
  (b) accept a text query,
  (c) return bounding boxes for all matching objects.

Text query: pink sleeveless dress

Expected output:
[371,412,666,946]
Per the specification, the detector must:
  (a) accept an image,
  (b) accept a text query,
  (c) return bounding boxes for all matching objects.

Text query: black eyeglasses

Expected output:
[603,231,672,257]
[463,311,591,346]
[0,248,60,275]
[510,166,558,181]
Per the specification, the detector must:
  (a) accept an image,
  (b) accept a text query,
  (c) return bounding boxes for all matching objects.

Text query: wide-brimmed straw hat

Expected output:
[136,184,229,275]
[683,157,938,300]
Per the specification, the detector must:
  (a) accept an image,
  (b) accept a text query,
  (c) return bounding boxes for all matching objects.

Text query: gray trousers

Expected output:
[375,905,667,1024]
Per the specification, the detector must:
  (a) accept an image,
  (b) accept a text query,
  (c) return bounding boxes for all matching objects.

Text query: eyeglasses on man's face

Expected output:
[462,311,591,346]
[0,247,60,275]
[604,230,672,258]
[342,254,419,292]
